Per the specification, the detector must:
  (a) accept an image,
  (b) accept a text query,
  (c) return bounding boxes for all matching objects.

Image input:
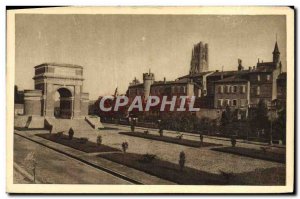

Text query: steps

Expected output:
[14,116,29,128]
[85,116,104,129]
[14,115,44,128]
[45,118,96,134]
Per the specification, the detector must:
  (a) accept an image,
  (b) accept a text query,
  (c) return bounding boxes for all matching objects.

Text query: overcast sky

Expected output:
[15,14,286,100]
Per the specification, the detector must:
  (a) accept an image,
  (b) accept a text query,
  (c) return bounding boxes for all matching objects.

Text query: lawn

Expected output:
[98,152,226,185]
[98,152,285,185]
[119,131,221,148]
[37,133,121,153]
[212,147,285,163]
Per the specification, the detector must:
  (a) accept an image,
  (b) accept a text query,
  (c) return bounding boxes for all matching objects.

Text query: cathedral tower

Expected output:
[190,41,209,74]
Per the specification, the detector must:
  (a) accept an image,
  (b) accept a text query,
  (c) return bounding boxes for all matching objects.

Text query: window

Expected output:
[232,99,237,106]
[226,85,230,93]
[228,99,231,106]
[183,87,186,93]
[241,85,246,93]
[233,86,238,93]
[219,85,224,93]
[256,86,260,95]
[257,75,261,81]
[267,75,271,81]
[224,99,230,106]
[218,99,223,107]
[240,99,246,107]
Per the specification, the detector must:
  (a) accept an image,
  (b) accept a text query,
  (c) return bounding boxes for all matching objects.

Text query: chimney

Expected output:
[248,66,252,71]
[163,77,166,83]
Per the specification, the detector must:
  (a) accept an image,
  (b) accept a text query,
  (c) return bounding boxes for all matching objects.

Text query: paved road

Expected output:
[14,134,131,184]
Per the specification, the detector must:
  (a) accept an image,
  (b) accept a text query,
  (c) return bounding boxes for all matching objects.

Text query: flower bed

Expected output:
[119,131,221,148]
[98,152,226,185]
[37,133,120,153]
[211,147,285,163]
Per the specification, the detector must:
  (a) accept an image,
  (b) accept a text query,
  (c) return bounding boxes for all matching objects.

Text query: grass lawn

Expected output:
[98,152,285,185]
[98,152,226,185]
[37,133,121,153]
[119,131,221,148]
[232,167,285,185]
[212,147,285,163]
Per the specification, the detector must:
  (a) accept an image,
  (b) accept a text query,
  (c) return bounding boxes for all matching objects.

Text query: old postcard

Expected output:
[6,6,294,193]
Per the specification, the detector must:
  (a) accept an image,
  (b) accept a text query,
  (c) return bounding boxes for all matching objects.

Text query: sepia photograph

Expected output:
[6,6,294,194]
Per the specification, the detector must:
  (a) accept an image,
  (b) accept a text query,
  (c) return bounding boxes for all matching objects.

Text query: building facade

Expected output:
[126,41,286,121]
[276,72,287,109]
[214,76,250,119]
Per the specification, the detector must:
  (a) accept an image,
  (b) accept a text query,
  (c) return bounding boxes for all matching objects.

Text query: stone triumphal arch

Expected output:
[24,63,89,119]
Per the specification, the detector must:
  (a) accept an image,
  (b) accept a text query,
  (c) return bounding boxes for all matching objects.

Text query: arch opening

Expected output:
[54,88,73,119]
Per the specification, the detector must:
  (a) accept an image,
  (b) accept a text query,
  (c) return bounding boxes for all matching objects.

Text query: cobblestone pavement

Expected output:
[14,134,131,184]
[74,123,285,175]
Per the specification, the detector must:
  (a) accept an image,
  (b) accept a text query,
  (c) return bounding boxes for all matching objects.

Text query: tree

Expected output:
[130,118,137,132]
[97,135,102,146]
[179,151,186,171]
[200,134,204,144]
[250,99,269,138]
[231,136,236,147]
[122,142,129,153]
[68,128,74,140]
[221,106,233,127]
[273,108,286,144]
[24,152,37,183]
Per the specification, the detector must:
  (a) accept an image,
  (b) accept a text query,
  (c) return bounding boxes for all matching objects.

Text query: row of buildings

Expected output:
[127,41,286,121]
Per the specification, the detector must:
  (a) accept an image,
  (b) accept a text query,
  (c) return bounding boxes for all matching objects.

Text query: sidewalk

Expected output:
[103,122,285,150]
[14,130,175,185]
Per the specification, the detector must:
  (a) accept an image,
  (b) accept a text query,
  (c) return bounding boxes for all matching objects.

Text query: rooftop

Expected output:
[216,75,248,83]
[34,63,83,69]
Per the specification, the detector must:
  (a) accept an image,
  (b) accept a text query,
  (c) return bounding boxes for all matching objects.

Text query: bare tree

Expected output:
[24,152,37,183]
